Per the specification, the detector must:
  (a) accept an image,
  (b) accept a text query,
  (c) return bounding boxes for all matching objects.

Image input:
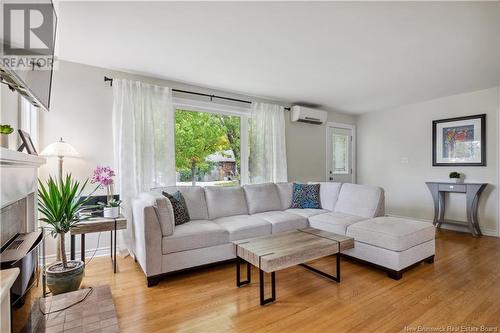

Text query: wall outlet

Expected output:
[400,157,409,164]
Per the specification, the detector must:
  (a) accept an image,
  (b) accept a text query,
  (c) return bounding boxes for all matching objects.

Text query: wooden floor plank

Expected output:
[15,229,500,333]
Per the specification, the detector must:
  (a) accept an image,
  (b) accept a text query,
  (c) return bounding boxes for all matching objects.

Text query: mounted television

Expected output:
[0,0,57,112]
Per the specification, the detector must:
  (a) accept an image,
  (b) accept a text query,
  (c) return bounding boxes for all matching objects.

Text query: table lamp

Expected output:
[40,138,80,180]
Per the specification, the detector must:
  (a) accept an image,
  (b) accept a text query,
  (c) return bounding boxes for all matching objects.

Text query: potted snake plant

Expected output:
[38,174,96,295]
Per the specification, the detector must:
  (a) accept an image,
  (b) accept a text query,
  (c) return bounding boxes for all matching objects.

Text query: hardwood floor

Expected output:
[72,230,500,332]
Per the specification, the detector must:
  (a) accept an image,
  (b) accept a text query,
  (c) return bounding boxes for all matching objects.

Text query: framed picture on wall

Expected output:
[432,114,486,166]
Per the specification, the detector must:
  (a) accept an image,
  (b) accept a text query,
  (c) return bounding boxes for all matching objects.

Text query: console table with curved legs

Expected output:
[426,182,488,236]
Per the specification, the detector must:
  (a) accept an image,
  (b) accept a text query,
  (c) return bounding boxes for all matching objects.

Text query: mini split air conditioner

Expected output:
[291,106,327,125]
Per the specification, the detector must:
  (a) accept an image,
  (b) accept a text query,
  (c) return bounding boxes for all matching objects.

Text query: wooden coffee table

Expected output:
[233,227,354,305]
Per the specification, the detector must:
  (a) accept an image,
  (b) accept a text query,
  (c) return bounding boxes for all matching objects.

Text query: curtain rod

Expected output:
[104,76,291,111]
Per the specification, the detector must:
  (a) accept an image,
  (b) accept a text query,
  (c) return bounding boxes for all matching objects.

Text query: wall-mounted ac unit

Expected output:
[291,106,327,125]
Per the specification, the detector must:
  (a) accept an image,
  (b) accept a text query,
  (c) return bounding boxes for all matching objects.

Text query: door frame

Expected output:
[497,109,500,237]
[326,122,356,183]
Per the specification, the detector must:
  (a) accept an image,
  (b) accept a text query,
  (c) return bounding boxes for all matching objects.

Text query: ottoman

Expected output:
[343,216,436,279]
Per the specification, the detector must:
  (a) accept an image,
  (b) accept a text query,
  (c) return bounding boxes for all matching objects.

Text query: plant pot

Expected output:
[451,178,464,184]
[103,206,119,218]
[46,260,84,295]
[0,134,9,149]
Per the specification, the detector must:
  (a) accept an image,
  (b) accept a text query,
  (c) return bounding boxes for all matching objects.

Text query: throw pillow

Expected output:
[162,191,191,225]
[290,183,321,209]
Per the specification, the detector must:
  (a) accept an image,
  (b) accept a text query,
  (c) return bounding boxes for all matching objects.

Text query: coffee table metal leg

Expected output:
[259,269,276,305]
[236,258,251,287]
[300,252,341,282]
[336,252,340,282]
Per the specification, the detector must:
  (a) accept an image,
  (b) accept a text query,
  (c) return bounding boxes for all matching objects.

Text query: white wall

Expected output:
[1,85,20,149]
[33,59,355,256]
[357,87,499,235]
[286,111,356,182]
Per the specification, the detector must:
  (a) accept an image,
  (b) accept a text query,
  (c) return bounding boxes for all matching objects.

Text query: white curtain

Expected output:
[112,79,176,247]
[249,102,288,184]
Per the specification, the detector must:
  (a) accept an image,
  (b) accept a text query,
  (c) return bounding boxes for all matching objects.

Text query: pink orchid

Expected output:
[91,166,115,187]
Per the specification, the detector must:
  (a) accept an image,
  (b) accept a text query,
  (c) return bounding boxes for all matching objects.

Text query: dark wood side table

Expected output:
[426,182,487,236]
[70,216,127,273]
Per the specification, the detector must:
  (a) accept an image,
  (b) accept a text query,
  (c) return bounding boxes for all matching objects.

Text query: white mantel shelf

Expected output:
[0,147,46,166]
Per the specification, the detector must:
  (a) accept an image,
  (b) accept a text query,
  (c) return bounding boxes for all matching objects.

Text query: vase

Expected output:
[106,184,114,203]
[0,134,9,149]
[46,260,84,295]
[103,206,119,218]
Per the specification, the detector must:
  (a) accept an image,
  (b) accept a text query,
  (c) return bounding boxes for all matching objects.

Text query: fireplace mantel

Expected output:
[0,147,46,167]
[1,147,46,234]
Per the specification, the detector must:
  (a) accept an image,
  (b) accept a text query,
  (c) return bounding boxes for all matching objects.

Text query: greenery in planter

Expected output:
[0,124,14,134]
[38,175,96,268]
[449,172,462,179]
[98,198,122,208]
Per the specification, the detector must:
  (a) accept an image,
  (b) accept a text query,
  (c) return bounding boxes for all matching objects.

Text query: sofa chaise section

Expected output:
[343,216,435,279]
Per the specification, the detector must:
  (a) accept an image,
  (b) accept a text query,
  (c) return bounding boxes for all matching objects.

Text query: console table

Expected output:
[70,216,127,273]
[426,182,487,236]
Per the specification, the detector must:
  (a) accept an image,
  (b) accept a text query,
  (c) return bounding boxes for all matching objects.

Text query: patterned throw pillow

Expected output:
[162,191,191,225]
[290,183,321,209]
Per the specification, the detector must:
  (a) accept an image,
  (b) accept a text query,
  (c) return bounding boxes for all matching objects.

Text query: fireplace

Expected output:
[0,196,43,306]
[1,197,28,245]
[0,147,46,332]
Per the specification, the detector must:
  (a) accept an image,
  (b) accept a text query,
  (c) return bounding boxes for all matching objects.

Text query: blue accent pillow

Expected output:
[162,191,191,225]
[290,183,321,209]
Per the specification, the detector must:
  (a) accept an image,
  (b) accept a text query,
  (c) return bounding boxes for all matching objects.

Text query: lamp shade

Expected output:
[40,138,80,158]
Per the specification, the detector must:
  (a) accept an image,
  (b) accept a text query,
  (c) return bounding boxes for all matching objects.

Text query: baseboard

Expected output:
[41,246,126,263]
[386,214,498,237]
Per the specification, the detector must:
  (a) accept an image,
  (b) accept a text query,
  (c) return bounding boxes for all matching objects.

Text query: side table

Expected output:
[70,216,127,273]
[426,182,487,236]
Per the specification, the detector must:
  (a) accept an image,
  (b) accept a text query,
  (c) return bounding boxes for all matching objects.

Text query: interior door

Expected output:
[327,126,354,183]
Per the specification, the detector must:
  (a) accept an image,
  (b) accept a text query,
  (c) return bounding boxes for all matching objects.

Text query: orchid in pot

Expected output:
[38,175,96,295]
[91,166,121,218]
[99,198,122,219]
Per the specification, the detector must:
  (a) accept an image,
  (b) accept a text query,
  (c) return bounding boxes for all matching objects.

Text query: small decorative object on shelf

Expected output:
[449,171,464,183]
[91,165,116,203]
[38,174,97,295]
[99,198,122,218]
[0,124,14,148]
[17,129,38,155]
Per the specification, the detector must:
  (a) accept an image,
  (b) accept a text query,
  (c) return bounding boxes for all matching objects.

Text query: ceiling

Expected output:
[55,1,499,114]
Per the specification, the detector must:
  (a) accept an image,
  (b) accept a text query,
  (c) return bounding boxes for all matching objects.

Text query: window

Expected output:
[20,97,39,150]
[332,134,349,174]
[175,109,243,186]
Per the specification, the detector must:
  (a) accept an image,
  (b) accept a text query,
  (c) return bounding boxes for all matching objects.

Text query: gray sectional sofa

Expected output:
[131,182,435,286]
